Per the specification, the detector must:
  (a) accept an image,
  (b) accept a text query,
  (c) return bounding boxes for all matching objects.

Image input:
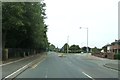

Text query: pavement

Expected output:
[88,55,119,71]
[104,63,119,71]
[70,53,119,71]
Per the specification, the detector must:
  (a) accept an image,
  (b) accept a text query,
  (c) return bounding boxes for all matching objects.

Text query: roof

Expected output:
[111,39,120,45]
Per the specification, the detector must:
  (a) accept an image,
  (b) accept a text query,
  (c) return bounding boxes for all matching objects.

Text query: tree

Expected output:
[2,2,25,48]
[61,43,69,53]
[81,46,91,53]
[69,45,81,53]
[2,1,48,60]
[55,47,60,52]
[49,44,56,51]
[2,2,26,60]
[92,47,101,53]
[3,2,48,49]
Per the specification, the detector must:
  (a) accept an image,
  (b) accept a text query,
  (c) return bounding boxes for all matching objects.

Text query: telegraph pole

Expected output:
[67,36,69,54]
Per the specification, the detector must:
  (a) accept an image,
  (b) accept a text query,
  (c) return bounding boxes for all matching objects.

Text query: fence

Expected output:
[92,52,116,59]
[2,48,41,60]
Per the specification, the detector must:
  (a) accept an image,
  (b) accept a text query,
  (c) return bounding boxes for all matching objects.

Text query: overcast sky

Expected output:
[44,0,119,48]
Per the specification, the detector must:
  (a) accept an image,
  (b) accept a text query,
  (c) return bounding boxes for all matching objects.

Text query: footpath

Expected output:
[89,55,119,71]
[103,63,119,71]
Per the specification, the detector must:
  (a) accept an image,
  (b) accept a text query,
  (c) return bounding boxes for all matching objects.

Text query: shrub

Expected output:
[114,53,120,60]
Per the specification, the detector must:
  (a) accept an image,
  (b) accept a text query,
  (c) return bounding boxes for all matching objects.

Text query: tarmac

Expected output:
[0,53,119,79]
[1,54,119,72]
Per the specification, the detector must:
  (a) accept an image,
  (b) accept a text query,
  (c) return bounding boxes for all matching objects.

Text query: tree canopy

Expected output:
[2,2,48,51]
[81,46,91,53]
[60,43,69,53]
[49,44,56,51]
[92,47,101,53]
[69,45,81,53]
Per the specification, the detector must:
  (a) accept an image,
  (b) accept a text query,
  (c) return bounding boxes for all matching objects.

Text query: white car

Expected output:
[81,52,84,53]
[58,53,66,57]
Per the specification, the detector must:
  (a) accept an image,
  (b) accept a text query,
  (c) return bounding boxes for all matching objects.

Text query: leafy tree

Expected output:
[61,43,69,53]
[81,46,91,53]
[3,2,48,49]
[2,1,48,59]
[69,45,81,53]
[92,47,100,53]
[49,44,56,51]
[55,47,60,52]
[2,2,25,48]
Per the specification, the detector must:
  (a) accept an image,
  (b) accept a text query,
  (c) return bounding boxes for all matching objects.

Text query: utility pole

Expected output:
[87,27,88,53]
[67,36,69,54]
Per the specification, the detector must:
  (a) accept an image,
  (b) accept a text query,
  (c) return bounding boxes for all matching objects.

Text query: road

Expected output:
[16,52,119,79]
[1,53,45,79]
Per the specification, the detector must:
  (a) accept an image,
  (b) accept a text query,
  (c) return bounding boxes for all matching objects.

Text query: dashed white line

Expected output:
[45,67,48,78]
[45,75,47,78]
[31,58,46,69]
[82,72,95,80]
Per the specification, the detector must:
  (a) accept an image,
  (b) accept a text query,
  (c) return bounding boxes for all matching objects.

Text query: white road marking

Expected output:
[31,58,46,69]
[4,62,32,79]
[45,67,48,78]
[45,75,47,78]
[82,72,95,80]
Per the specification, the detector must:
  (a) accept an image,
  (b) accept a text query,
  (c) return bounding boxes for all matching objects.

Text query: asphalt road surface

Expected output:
[2,54,44,78]
[16,52,118,79]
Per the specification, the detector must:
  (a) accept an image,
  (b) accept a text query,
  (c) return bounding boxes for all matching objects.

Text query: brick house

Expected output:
[100,40,120,59]
[110,39,120,54]
[102,40,120,54]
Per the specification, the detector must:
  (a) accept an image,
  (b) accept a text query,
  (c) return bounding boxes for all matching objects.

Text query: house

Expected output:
[107,44,111,53]
[102,40,120,54]
[102,44,111,53]
[100,40,120,59]
[110,39,120,54]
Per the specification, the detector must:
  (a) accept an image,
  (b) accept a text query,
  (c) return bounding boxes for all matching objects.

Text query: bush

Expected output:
[114,53,120,60]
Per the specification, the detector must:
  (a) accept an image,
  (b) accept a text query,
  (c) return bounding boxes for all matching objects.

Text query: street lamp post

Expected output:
[80,27,89,53]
